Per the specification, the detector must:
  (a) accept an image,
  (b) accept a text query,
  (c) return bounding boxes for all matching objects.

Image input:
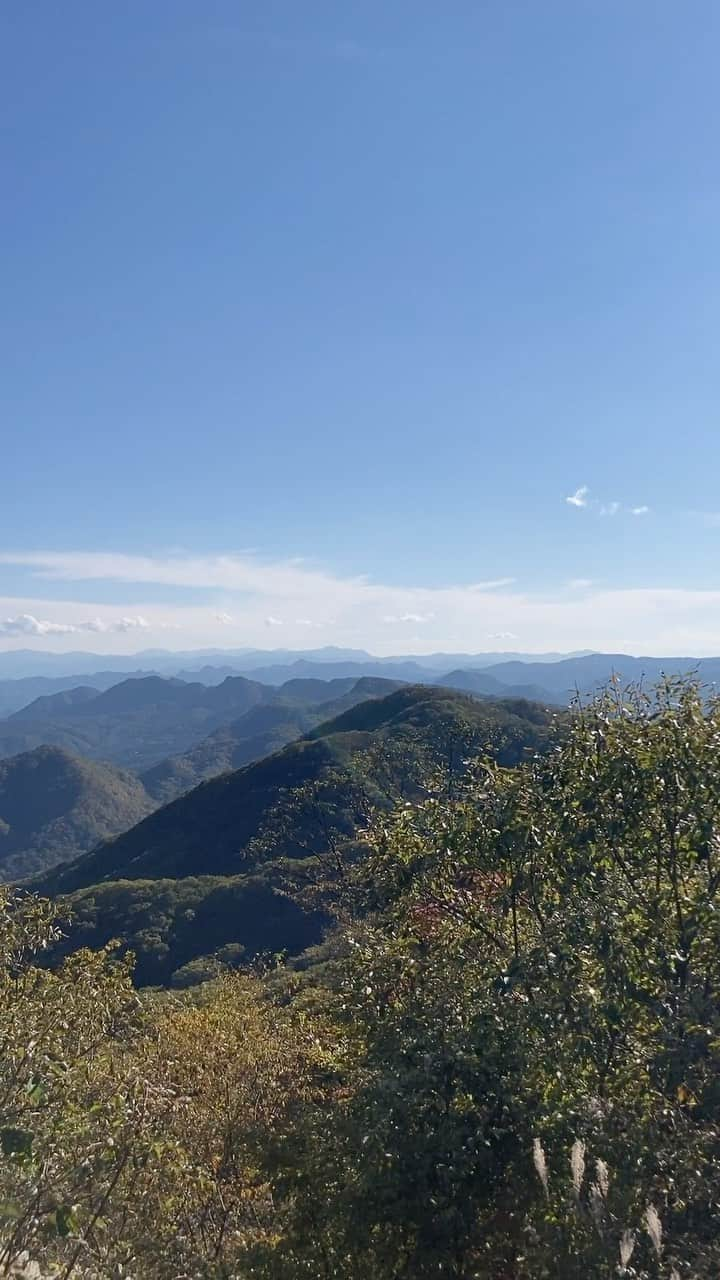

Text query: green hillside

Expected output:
[40,686,554,894]
[141,676,405,804]
[0,746,153,881]
[0,674,270,769]
[50,872,325,987]
[36,688,555,981]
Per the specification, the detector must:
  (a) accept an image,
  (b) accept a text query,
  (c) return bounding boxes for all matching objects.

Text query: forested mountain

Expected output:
[0,674,287,769]
[0,746,153,881]
[40,686,554,893]
[35,688,555,983]
[141,676,404,803]
[436,667,561,703]
[0,672,411,772]
[0,669,157,716]
[0,674,270,769]
[0,677,408,881]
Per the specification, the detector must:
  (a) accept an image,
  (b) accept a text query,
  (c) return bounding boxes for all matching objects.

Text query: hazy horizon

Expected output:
[0,639,718,667]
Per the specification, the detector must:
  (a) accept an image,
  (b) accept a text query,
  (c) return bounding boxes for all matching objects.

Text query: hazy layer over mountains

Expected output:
[0,646,590,682]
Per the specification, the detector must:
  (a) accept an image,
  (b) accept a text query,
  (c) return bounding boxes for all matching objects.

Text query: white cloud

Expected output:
[0,614,78,637]
[568,579,593,590]
[115,616,151,632]
[5,547,720,656]
[467,579,515,592]
[383,611,436,624]
[566,490,648,519]
[88,616,150,634]
[215,611,234,625]
[487,631,518,641]
[0,612,150,637]
[566,485,589,508]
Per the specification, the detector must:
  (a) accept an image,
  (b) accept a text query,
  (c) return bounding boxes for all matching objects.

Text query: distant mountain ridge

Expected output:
[2,653,719,779]
[483,654,720,700]
[140,676,405,804]
[0,670,159,717]
[0,646,594,682]
[0,673,411,771]
[0,675,270,769]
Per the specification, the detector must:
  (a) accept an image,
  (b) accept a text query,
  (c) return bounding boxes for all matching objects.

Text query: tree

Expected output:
[276,679,720,1277]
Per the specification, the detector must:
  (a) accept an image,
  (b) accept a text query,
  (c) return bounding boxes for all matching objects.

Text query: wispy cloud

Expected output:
[4,548,720,656]
[383,611,436,624]
[566,485,589,509]
[565,489,648,518]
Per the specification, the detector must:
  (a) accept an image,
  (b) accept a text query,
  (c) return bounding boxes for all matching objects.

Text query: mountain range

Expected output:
[0,646,592,681]
[0,676,406,879]
[36,685,555,985]
[2,647,718,914]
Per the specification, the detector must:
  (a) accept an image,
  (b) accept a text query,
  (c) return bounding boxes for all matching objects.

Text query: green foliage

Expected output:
[0,888,325,1278]
[274,678,720,1276]
[50,873,324,986]
[10,677,720,1277]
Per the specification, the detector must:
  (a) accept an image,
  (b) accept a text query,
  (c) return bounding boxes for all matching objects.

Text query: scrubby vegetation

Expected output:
[3,679,720,1276]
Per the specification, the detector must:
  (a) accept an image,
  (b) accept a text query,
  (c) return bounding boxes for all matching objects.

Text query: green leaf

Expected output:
[55,1205,78,1237]
[24,1077,47,1105]
[54,1203,78,1233]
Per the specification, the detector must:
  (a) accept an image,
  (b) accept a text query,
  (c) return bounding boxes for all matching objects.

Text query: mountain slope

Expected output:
[140,676,405,804]
[37,688,556,984]
[486,653,720,701]
[437,669,561,703]
[0,747,153,881]
[0,674,270,769]
[38,687,554,895]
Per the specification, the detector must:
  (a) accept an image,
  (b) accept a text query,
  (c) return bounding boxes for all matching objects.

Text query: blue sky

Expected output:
[3,1,720,655]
